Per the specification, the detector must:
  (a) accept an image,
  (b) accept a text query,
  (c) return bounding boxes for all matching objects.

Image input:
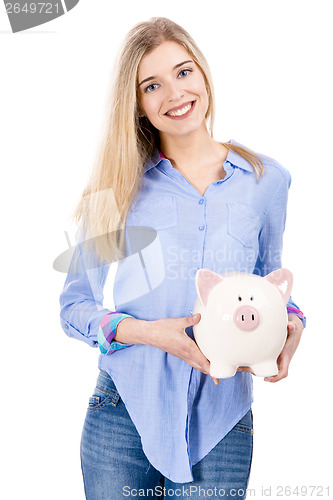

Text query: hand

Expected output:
[264,314,304,383]
[148,313,220,385]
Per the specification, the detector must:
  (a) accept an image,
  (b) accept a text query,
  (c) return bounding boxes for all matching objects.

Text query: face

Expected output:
[137,41,209,139]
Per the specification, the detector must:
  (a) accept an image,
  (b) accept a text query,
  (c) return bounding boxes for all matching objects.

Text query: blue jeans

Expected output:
[80,370,253,499]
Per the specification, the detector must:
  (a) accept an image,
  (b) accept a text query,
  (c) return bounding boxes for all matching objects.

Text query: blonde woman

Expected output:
[59,17,305,499]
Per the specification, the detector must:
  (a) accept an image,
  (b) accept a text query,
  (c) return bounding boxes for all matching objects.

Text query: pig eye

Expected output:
[250,296,254,301]
[238,296,242,302]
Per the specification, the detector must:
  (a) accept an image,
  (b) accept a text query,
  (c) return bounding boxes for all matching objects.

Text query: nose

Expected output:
[233,305,260,332]
[166,80,184,102]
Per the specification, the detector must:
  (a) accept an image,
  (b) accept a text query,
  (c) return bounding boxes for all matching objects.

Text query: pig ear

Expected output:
[195,269,223,307]
[264,268,293,305]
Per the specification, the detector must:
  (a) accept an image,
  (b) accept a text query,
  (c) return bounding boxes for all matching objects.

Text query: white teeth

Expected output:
[167,102,192,117]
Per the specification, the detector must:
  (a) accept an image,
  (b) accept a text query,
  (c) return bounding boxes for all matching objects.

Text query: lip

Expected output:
[164,101,196,120]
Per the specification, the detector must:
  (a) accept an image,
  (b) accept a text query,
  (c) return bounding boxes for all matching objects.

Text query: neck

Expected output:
[159,124,228,171]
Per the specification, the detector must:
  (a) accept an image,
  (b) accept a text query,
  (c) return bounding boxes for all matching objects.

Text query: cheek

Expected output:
[188,77,209,112]
[198,84,209,105]
[191,71,208,93]
[139,95,161,120]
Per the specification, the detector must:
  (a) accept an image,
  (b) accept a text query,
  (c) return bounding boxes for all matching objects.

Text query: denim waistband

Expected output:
[95,369,119,395]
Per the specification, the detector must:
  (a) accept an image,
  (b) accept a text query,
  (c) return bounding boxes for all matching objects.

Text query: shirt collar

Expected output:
[142,148,164,174]
[225,139,254,172]
[142,139,254,174]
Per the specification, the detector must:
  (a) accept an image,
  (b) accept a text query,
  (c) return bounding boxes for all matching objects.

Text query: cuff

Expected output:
[98,312,134,355]
[287,306,306,329]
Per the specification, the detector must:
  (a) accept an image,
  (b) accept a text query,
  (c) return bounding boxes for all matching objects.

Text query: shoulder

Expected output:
[258,151,291,187]
[229,139,291,186]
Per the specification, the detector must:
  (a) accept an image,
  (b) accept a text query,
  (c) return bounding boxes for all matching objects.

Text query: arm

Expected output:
[58,234,218,384]
[59,231,220,382]
[253,167,306,328]
[253,167,305,382]
[59,235,142,353]
[114,313,220,385]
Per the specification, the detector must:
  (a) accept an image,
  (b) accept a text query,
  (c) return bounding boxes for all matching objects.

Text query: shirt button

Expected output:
[198,198,204,205]
[198,225,205,231]
[64,324,69,330]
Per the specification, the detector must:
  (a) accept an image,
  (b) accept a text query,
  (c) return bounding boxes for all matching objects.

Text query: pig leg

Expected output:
[210,361,238,379]
[250,360,278,377]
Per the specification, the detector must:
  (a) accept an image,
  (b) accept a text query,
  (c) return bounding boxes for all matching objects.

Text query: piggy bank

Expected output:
[192,269,293,379]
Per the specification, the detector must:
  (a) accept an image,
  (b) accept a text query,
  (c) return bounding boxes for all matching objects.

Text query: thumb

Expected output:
[190,313,201,324]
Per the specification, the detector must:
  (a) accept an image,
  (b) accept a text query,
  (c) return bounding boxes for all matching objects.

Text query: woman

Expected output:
[59,17,305,499]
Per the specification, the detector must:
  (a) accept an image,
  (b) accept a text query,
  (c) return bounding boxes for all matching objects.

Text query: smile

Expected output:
[165,101,196,119]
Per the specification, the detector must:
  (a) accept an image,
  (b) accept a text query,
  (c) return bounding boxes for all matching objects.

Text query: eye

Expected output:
[178,68,192,78]
[250,296,254,301]
[144,83,159,93]
[238,296,242,302]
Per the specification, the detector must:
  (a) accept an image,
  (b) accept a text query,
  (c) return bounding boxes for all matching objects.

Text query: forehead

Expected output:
[138,41,193,80]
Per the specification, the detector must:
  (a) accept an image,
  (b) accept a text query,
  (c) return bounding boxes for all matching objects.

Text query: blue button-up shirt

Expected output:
[59,140,305,483]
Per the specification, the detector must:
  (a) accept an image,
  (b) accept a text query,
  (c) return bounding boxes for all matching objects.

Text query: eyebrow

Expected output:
[138,60,194,87]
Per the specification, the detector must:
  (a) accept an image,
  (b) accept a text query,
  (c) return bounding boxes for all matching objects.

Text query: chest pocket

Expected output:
[128,196,178,230]
[227,203,261,248]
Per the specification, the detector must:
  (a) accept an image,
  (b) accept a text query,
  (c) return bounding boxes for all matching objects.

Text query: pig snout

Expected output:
[233,305,260,331]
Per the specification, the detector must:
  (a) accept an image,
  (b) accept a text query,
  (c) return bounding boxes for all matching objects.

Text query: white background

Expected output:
[1,0,332,498]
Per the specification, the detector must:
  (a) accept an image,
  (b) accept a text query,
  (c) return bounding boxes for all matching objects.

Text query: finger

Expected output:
[191,358,210,375]
[264,360,289,383]
[287,322,296,333]
[192,359,217,383]
[199,359,211,375]
[193,362,219,384]
[192,362,204,371]
[264,370,288,383]
[237,366,255,374]
[192,363,219,384]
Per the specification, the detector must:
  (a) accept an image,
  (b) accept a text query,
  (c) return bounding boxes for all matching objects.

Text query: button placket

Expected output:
[198,197,206,231]
[193,196,206,293]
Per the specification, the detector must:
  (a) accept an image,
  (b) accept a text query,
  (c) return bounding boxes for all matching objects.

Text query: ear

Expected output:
[264,268,293,305]
[195,269,223,307]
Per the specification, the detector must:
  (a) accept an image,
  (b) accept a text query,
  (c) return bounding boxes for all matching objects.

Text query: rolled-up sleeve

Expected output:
[59,238,135,349]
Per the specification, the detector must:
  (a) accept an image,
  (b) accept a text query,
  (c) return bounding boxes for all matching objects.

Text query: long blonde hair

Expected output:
[72,17,264,265]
